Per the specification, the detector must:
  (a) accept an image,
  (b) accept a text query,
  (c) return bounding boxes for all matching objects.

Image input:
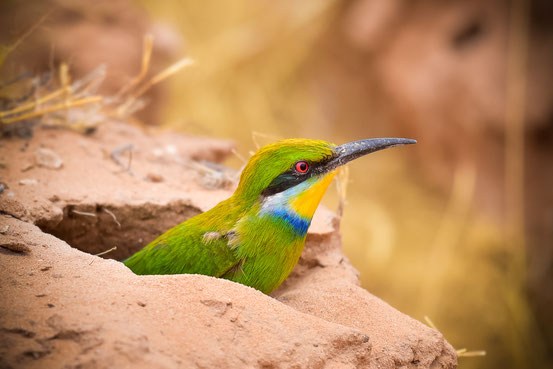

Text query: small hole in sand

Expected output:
[36,201,201,260]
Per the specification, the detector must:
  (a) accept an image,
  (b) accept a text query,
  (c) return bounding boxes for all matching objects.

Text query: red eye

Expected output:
[295,161,309,173]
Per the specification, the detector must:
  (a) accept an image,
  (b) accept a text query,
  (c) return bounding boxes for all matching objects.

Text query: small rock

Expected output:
[19,179,38,185]
[137,301,147,307]
[146,173,164,183]
[35,148,63,169]
[0,239,31,253]
[0,182,7,194]
[0,225,9,234]
[165,144,178,155]
[152,148,164,157]
[21,162,35,172]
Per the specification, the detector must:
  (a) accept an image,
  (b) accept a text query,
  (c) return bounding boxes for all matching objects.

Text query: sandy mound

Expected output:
[0,123,456,368]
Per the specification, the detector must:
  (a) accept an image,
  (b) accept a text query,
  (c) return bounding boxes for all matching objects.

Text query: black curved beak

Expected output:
[321,138,417,173]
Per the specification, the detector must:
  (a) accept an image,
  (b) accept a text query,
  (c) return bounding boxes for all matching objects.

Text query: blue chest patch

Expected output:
[270,208,310,235]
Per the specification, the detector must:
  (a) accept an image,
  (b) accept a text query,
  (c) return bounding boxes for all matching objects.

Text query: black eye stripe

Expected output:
[261,155,334,197]
[261,172,307,197]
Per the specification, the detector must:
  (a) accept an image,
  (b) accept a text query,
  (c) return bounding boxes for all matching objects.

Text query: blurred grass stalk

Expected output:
[136,0,339,141]
[505,0,546,366]
[419,163,476,308]
[0,10,50,70]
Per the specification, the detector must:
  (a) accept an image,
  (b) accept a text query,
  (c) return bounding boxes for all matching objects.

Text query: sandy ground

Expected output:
[0,122,456,368]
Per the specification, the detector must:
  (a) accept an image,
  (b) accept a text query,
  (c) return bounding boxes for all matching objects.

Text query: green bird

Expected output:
[124,138,416,294]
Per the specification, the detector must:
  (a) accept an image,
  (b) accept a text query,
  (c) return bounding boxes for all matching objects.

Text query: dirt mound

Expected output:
[0,123,456,368]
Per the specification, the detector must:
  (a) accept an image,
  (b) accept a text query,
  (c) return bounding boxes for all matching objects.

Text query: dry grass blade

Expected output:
[59,63,71,91]
[230,148,248,165]
[72,64,107,98]
[71,209,96,217]
[94,246,117,257]
[457,348,487,357]
[182,160,236,189]
[102,207,121,228]
[0,11,51,69]
[335,165,350,218]
[144,57,195,89]
[1,96,103,124]
[115,34,154,99]
[251,131,281,150]
[424,315,439,330]
[0,87,70,118]
[117,57,194,117]
[425,316,486,359]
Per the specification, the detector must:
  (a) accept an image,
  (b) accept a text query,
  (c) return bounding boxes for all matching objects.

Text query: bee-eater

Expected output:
[124,138,416,294]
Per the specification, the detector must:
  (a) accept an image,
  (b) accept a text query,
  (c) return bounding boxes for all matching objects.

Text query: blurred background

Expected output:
[1,0,552,368]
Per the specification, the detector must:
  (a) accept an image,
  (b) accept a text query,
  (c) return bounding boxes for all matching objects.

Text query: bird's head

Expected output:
[233,138,416,233]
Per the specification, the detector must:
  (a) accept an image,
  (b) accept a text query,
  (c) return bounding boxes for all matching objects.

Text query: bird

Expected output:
[124,137,416,294]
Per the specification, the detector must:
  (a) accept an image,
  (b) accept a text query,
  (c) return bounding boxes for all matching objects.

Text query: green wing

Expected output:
[124,206,241,277]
